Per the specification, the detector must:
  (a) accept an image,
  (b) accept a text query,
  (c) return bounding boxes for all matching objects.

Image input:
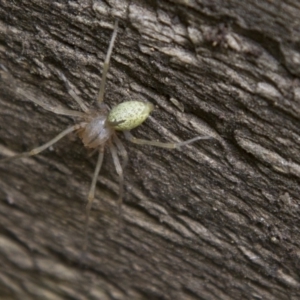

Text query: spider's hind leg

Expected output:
[113,134,128,170]
[16,87,85,118]
[55,70,89,113]
[109,139,124,217]
[97,20,119,105]
[123,131,212,149]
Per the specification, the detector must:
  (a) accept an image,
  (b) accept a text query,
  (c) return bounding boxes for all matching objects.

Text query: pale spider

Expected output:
[1,20,212,251]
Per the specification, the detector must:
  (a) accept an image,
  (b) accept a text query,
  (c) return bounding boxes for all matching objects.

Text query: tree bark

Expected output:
[0,0,300,299]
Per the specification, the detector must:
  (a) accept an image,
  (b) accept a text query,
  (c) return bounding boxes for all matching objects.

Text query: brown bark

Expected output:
[0,0,300,299]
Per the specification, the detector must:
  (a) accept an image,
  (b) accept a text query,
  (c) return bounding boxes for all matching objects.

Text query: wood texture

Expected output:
[0,0,300,299]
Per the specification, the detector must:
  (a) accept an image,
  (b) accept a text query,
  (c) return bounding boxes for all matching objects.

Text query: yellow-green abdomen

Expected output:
[107,101,154,131]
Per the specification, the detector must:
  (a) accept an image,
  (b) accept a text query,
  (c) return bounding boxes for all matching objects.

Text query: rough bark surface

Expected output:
[0,1,300,299]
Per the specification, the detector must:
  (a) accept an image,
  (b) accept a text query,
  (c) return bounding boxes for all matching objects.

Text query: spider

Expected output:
[1,20,212,251]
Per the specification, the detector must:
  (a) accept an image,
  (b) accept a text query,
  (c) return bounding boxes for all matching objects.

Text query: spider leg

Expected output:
[123,131,212,149]
[56,71,90,113]
[0,123,85,162]
[113,134,128,170]
[109,140,124,217]
[84,146,104,252]
[97,20,119,105]
[16,87,85,118]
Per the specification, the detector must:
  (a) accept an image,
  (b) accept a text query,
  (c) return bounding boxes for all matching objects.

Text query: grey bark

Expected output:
[0,0,300,299]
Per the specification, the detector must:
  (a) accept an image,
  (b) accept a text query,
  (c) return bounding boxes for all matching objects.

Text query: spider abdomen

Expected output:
[107,101,154,131]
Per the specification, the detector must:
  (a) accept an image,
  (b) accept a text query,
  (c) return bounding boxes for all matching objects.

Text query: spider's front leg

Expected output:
[84,146,105,253]
[1,123,85,163]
